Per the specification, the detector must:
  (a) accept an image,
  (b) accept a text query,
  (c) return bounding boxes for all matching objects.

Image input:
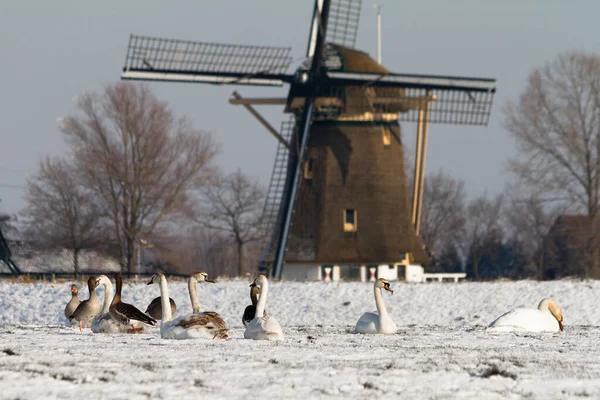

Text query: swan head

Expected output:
[146,272,165,285]
[376,278,393,295]
[70,284,78,295]
[538,298,564,331]
[95,275,110,286]
[193,271,215,283]
[252,275,268,287]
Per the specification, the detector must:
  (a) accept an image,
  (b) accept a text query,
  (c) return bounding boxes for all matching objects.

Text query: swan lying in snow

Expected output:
[147,272,228,340]
[354,278,398,334]
[487,298,564,332]
[91,275,147,334]
[244,275,284,341]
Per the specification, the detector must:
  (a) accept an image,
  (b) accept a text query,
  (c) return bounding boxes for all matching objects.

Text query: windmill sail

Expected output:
[122,35,293,86]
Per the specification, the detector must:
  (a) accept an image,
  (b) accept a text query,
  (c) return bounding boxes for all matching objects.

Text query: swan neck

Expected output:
[250,287,259,306]
[101,280,114,313]
[374,284,388,318]
[538,298,551,312]
[255,278,268,318]
[188,277,201,313]
[159,275,172,322]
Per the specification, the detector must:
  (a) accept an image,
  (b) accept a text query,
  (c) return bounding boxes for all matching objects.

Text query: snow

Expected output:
[0,278,599,398]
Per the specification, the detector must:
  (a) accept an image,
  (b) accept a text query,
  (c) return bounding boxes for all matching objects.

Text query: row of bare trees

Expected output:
[19,83,266,276]
[420,51,600,279]
[418,173,563,280]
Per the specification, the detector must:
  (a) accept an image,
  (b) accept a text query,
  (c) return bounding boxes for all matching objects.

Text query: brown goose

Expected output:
[109,273,156,333]
[69,277,102,332]
[145,296,176,320]
[242,281,264,327]
[64,284,81,324]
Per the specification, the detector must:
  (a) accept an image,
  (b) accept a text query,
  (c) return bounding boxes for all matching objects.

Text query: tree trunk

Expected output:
[472,250,480,280]
[73,248,80,277]
[237,241,244,277]
[538,249,544,281]
[127,237,136,274]
[591,213,600,278]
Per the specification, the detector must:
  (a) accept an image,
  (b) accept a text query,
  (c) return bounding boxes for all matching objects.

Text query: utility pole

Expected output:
[373,4,382,64]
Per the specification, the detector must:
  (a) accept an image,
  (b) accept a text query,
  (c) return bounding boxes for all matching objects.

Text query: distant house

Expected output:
[0,240,120,275]
[542,215,595,279]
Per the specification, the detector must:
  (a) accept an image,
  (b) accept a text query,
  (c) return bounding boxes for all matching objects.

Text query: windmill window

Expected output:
[344,209,357,232]
[304,158,314,179]
[382,127,391,146]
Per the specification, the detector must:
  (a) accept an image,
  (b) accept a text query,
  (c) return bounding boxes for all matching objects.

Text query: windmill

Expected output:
[120,0,496,280]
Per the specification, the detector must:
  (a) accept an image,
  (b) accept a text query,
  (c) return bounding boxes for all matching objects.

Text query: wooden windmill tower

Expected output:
[119,0,496,280]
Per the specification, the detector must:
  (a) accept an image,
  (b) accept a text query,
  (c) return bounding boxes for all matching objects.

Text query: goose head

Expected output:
[70,284,78,296]
[146,272,165,285]
[87,277,100,291]
[538,298,564,331]
[193,271,215,283]
[376,278,393,295]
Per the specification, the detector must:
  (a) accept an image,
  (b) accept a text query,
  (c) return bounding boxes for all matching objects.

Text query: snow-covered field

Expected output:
[1,279,600,399]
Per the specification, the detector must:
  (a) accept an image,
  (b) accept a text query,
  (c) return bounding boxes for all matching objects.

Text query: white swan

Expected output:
[354,278,398,334]
[91,275,146,334]
[188,271,215,313]
[487,298,564,332]
[147,272,228,340]
[244,275,284,341]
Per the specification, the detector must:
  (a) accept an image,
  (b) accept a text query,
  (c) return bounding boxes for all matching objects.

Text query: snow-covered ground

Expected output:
[1,279,600,399]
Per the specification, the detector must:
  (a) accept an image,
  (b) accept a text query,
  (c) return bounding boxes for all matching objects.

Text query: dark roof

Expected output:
[332,45,390,74]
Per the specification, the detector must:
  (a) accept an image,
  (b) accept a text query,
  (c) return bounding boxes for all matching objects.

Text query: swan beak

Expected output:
[205,278,216,283]
[383,283,394,295]
[559,320,564,331]
[249,282,257,287]
[146,279,153,285]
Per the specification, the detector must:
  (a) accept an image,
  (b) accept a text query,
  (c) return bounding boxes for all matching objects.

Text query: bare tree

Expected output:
[22,157,102,275]
[504,51,600,277]
[503,184,568,280]
[460,193,504,279]
[0,213,18,239]
[196,169,265,277]
[181,227,237,278]
[59,83,219,273]
[419,169,467,258]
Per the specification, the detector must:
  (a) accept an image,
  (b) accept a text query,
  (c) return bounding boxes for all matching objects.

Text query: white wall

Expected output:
[405,264,424,283]
[377,264,399,281]
[282,263,322,281]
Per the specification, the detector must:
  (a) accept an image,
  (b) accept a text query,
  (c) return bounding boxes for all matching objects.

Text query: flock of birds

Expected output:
[65,272,282,340]
[64,273,565,340]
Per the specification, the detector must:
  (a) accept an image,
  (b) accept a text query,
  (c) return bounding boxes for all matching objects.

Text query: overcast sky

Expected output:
[1,0,599,215]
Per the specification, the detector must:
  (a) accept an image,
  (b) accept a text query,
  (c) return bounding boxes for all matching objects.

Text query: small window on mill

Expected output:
[304,158,314,179]
[344,209,357,232]
[382,127,391,146]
